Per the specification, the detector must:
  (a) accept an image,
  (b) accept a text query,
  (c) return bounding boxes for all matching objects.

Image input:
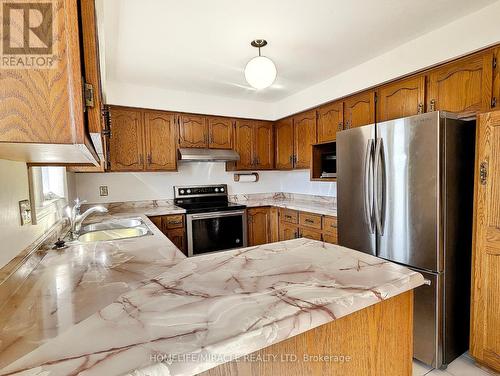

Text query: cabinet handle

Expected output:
[417,103,424,114]
[140,154,144,165]
[147,154,152,165]
[168,220,183,225]
[480,161,488,185]
[289,155,293,165]
[305,218,315,224]
[430,99,436,112]
[345,120,350,129]
[338,122,343,131]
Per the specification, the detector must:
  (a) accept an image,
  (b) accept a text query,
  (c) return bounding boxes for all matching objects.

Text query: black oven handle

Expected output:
[190,210,246,220]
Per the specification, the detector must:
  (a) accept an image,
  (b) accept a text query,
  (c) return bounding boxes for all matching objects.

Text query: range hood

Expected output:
[178,148,240,162]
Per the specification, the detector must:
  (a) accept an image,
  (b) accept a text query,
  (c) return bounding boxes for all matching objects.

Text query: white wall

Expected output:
[103,1,500,120]
[273,0,500,118]
[75,162,336,203]
[0,160,67,269]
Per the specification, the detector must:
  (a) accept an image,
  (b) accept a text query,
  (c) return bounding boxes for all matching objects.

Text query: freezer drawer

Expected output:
[411,268,443,368]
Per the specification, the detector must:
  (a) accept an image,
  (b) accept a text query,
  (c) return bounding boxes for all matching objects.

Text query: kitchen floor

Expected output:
[413,353,497,375]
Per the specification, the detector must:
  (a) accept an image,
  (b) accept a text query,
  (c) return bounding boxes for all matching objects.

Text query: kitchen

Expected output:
[0,1,499,375]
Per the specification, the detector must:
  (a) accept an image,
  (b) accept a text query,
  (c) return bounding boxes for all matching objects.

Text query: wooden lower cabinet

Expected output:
[148,215,187,255]
[279,222,300,241]
[248,207,272,246]
[470,111,500,372]
[278,209,338,244]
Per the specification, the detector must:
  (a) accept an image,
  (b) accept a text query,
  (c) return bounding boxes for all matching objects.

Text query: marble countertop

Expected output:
[0,237,424,376]
[234,198,337,217]
[0,214,186,371]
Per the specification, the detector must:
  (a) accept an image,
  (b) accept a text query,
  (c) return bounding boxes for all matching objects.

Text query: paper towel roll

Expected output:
[234,173,258,183]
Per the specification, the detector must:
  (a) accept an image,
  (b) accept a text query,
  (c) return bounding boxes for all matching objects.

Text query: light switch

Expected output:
[99,186,108,196]
[19,199,32,226]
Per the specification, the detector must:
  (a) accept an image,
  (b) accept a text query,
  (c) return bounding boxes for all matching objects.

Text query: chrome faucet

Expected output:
[66,198,108,239]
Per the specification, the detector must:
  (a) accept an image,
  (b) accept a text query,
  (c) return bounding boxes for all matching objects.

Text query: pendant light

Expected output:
[244,39,277,90]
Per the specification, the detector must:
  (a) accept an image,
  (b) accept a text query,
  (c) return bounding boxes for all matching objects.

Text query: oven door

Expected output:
[186,210,247,257]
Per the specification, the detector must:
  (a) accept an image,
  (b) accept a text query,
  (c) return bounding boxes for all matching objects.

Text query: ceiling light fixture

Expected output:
[244,39,277,90]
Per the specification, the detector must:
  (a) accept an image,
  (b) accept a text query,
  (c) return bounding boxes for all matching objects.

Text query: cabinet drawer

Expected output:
[323,232,338,245]
[163,215,184,229]
[323,216,338,234]
[300,228,322,241]
[279,208,298,224]
[299,212,322,230]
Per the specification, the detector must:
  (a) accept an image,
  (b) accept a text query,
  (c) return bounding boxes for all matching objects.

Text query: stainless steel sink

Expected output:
[67,217,153,243]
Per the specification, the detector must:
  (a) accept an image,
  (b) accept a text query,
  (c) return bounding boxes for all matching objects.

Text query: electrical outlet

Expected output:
[99,186,109,196]
[19,199,32,226]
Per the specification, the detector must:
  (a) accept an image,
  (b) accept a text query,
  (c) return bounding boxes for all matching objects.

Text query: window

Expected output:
[29,166,68,224]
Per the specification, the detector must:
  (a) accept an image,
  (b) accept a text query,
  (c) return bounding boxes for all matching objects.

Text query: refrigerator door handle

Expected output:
[363,139,375,233]
[374,137,386,236]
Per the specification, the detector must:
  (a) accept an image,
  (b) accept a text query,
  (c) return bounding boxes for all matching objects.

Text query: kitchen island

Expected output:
[0,217,424,376]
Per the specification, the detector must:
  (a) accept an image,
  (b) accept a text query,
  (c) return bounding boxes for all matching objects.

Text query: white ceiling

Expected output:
[99,0,496,103]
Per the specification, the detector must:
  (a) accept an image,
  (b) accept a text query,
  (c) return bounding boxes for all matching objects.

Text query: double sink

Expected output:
[67,217,153,243]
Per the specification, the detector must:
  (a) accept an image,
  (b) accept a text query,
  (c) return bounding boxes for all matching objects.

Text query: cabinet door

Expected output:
[166,228,186,255]
[377,75,426,122]
[470,111,500,372]
[293,110,317,169]
[279,222,299,241]
[247,207,271,246]
[144,111,177,171]
[208,117,233,149]
[300,227,322,241]
[275,117,294,169]
[178,114,208,148]
[254,121,274,170]
[493,48,500,111]
[343,91,376,129]
[317,101,343,142]
[109,107,144,171]
[234,120,255,170]
[428,53,493,118]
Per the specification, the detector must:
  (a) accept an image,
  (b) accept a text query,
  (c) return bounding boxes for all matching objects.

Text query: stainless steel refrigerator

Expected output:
[337,111,475,369]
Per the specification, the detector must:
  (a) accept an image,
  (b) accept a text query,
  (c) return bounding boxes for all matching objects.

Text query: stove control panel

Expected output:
[174,185,227,198]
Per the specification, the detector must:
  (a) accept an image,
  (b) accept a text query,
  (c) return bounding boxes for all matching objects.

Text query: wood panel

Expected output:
[492,48,500,111]
[208,117,233,149]
[317,101,343,142]
[269,207,279,243]
[201,291,413,376]
[178,114,208,148]
[144,111,177,171]
[294,110,317,169]
[234,120,255,170]
[470,110,500,372]
[109,108,144,171]
[323,216,338,234]
[343,91,376,129]
[428,53,493,118]
[275,117,294,169]
[254,121,274,169]
[166,228,186,255]
[248,207,271,246]
[377,75,426,122]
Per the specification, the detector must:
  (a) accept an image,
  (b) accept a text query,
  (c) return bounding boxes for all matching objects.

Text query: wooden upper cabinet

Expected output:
[377,75,426,122]
[109,108,144,171]
[470,111,500,373]
[0,0,100,164]
[144,111,177,171]
[208,117,233,149]
[427,52,493,118]
[275,117,294,169]
[254,121,274,169]
[317,101,343,142]
[247,207,271,246]
[293,110,317,169]
[343,91,376,129]
[178,114,208,148]
[234,120,254,170]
